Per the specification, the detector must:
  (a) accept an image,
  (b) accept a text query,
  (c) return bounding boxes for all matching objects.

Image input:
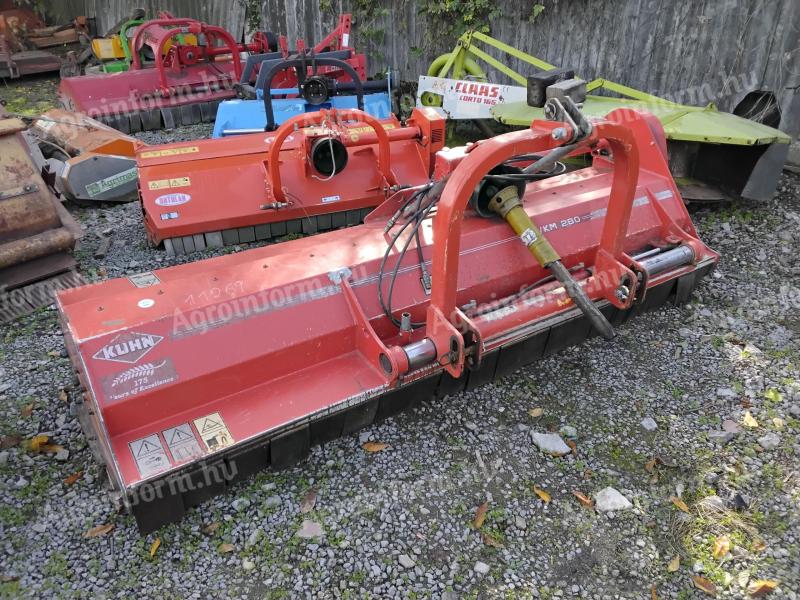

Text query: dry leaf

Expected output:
[644,457,658,473]
[528,407,543,418]
[0,575,19,583]
[63,470,83,486]
[566,439,577,455]
[771,417,785,429]
[85,523,114,538]
[26,434,49,452]
[20,403,34,417]
[650,585,658,600]
[58,389,68,403]
[693,575,717,596]
[748,580,778,597]
[670,496,690,513]
[713,535,731,559]
[202,522,220,536]
[473,501,488,529]
[742,411,759,428]
[361,441,388,453]
[667,555,680,572]
[218,543,235,553]
[572,491,594,508]
[0,435,22,449]
[482,532,503,548]
[533,486,551,503]
[751,539,767,553]
[149,538,161,558]
[39,444,64,454]
[300,488,317,514]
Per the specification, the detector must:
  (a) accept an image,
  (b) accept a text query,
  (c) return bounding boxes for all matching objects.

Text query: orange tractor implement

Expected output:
[56,89,718,531]
[138,108,445,255]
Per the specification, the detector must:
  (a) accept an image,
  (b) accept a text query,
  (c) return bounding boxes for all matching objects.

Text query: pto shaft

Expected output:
[488,186,616,340]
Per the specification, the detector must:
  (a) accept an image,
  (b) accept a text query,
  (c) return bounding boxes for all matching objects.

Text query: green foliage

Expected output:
[418,0,502,38]
[529,3,546,22]
[239,0,264,33]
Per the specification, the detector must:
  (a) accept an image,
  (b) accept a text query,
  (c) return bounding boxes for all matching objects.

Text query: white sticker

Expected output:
[129,434,171,478]
[129,272,161,288]
[193,412,234,452]
[342,33,350,47]
[138,299,155,308]
[520,228,538,246]
[321,195,341,204]
[160,212,179,220]
[155,193,191,207]
[163,423,204,462]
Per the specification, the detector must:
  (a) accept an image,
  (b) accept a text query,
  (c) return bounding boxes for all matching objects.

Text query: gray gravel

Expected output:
[1,139,799,598]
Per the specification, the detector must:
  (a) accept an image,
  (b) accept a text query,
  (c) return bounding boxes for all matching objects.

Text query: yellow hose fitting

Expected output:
[488,186,560,266]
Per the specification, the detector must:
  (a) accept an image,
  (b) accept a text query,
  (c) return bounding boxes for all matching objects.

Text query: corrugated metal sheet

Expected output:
[41,0,799,133]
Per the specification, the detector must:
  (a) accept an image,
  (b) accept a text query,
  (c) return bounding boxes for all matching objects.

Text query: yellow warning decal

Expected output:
[193,412,234,452]
[140,146,199,159]
[148,177,191,191]
[345,124,396,135]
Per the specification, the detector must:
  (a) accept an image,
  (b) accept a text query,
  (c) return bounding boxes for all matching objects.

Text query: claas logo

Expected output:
[454,82,500,98]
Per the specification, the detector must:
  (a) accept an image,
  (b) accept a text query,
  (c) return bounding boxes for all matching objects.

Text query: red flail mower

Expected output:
[57,92,718,532]
[138,108,445,255]
[58,13,363,133]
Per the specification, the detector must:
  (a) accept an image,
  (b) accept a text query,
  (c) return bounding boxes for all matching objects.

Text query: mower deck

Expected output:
[58,108,718,531]
[138,109,445,255]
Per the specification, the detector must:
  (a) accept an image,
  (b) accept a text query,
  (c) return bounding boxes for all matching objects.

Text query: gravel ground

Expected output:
[1,77,799,598]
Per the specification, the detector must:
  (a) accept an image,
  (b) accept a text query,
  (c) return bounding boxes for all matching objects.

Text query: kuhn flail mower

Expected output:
[418,30,790,201]
[58,13,364,134]
[57,83,718,532]
[139,107,444,255]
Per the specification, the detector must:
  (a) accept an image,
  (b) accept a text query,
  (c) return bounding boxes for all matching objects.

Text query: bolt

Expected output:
[615,285,630,302]
[552,127,567,140]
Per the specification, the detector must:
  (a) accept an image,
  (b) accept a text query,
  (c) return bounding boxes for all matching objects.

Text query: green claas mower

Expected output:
[417,30,791,202]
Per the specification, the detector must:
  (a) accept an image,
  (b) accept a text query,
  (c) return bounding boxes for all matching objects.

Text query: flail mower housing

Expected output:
[139,107,445,255]
[30,109,140,205]
[58,13,363,134]
[57,89,718,532]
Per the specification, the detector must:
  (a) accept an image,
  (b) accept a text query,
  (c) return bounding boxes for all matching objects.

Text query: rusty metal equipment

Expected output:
[139,107,445,255]
[28,109,141,204]
[57,14,358,134]
[0,113,83,323]
[56,90,718,532]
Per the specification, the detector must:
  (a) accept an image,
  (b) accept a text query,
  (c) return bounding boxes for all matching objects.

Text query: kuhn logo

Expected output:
[155,193,191,207]
[92,331,164,364]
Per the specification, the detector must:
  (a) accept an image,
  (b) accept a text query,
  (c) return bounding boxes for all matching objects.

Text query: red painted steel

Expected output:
[138,108,445,245]
[57,109,718,502]
[58,14,364,121]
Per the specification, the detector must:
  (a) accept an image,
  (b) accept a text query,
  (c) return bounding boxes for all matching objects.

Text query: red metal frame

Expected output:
[130,18,243,96]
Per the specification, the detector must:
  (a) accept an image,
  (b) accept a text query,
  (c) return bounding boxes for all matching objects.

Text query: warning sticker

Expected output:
[148,177,191,191]
[520,228,538,246]
[128,272,161,288]
[102,358,178,401]
[85,167,138,198]
[163,423,204,463]
[193,412,234,452]
[129,434,171,478]
[140,146,199,159]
